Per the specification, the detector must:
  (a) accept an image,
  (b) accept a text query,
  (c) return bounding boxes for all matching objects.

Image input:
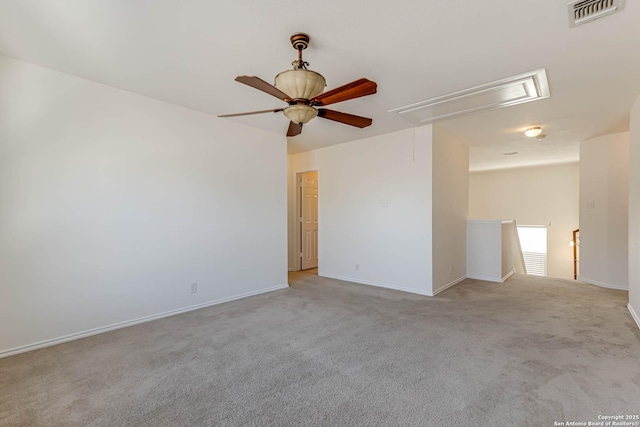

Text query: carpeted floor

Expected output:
[1,272,639,426]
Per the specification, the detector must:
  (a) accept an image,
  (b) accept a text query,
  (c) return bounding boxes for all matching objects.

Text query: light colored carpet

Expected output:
[1,272,639,426]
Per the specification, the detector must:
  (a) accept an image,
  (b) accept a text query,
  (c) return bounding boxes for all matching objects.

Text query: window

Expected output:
[517,226,547,276]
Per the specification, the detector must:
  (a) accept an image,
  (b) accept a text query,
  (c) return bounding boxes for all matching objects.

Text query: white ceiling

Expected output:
[1,0,638,171]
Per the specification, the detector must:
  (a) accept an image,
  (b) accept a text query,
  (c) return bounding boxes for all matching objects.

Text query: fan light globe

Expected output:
[283,105,318,124]
[524,126,542,138]
[275,69,326,100]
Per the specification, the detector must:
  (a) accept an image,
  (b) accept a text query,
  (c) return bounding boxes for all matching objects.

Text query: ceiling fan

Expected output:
[218,33,377,137]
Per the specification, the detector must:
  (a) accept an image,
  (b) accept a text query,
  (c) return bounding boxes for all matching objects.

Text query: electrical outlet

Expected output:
[355,264,360,271]
[190,282,198,294]
[449,265,454,275]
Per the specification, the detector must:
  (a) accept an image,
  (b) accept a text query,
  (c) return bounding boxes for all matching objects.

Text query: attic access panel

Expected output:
[389,69,550,125]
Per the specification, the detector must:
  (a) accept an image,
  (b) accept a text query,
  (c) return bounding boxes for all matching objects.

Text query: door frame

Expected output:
[295,170,319,271]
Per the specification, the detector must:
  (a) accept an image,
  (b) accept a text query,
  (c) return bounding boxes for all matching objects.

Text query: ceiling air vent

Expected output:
[568,0,624,27]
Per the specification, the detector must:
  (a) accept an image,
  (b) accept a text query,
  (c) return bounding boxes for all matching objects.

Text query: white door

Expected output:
[300,171,318,270]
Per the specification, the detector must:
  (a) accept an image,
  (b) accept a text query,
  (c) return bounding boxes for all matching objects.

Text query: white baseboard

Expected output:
[502,270,515,282]
[432,276,467,296]
[628,303,640,331]
[579,277,629,291]
[466,273,512,283]
[0,284,289,359]
[466,274,504,283]
[320,273,432,297]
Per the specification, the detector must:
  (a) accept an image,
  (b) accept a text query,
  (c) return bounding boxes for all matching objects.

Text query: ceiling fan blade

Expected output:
[287,121,303,137]
[317,109,372,128]
[218,108,284,118]
[235,76,292,102]
[311,78,377,106]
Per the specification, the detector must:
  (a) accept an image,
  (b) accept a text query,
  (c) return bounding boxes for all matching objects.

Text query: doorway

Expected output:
[298,171,318,270]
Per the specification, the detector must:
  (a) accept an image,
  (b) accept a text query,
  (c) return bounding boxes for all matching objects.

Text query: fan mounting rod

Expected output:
[290,32,310,70]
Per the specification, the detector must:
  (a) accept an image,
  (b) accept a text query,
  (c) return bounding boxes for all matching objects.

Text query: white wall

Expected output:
[469,163,579,280]
[628,96,640,327]
[467,220,502,281]
[287,125,470,296]
[466,220,521,282]
[287,155,296,271]
[502,221,525,278]
[0,55,288,356]
[579,133,629,290]
[432,126,469,292]
[289,127,434,295]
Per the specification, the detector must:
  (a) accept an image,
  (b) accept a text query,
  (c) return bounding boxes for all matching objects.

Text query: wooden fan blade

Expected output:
[317,109,372,128]
[287,121,303,137]
[235,76,291,102]
[311,78,377,106]
[218,108,283,118]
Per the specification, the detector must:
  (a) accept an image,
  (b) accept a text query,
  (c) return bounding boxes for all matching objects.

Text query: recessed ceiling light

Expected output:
[525,127,542,138]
